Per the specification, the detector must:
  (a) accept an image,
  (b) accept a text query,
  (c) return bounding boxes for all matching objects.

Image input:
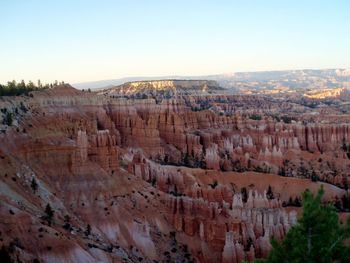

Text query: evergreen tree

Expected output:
[0,79,59,96]
[241,187,248,203]
[288,196,293,206]
[310,170,318,182]
[19,79,26,90]
[268,186,350,263]
[64,214,70,223]
[44,203,54,226]
[293,196,302,207]
[266,185,274,200]
[183,152,190,166]
[3,112,13,126]
[63,215,71,230]
[278,167,286,176]
[27,81,35,89]
[85,224,91,236]
[30,178,38,193]
[209,180,218,189]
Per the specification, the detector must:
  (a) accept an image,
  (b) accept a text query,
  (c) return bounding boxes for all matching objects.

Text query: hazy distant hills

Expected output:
[72,75,224,90]
[72,69,350,91]
[98,79,226,98]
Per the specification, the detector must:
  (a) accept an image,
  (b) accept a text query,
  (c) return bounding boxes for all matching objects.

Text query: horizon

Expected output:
[1,0,349,84]
[71,67,349,84]
[1,67,348,87]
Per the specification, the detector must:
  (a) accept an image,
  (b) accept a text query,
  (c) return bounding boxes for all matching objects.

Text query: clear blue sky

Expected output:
[0,0,349,84]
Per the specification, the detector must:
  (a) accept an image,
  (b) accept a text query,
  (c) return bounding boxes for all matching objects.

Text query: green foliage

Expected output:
[191,106,201,111]
[151,177,157,187]
[241,259,266,263]
[169,184,184,197]
[30,178,38,193]
[341,194,350,212]
[341,140,350,159]
[63,215,71,230]
[241,187,248,203]
[85,224,91,236]
[19,102,27,112]
[266,185,274,199]
[183,152,190,166]
[64,215,70,223]
[44,203,54,225]
[278,167,286,176]
[249,114,262,120]
[267,186,350,263]
[293,196,302,207]
[0,80,64,96]
[281,115,293,124]
[3,112,13,126]
[208,179,218,189]
[245,237,253,251]
[285,196,302,207]
[310,170,319,182]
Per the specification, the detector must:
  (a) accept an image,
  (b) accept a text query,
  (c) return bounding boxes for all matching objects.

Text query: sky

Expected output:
[0,0,349,84]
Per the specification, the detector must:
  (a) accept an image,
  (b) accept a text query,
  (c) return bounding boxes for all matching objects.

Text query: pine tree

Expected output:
[278,167,286,176]
[3,112,13,126]
[266,185,274,199]
[44,203,54,226]
[241,187,248,203]
[64,215,70,223]
[310,170,318,182]
[63,215,71,230]
[30,178,38,193]
[268,186,350,263]
[85,224,91,236]
[293,196,302,207]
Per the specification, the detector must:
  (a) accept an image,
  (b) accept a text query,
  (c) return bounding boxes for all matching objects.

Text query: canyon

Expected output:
[0,81,349,263]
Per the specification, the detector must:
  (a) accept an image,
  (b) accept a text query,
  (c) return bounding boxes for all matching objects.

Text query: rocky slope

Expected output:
[99,80,226,99]
[303,87,347,99]
[0,84,349,263]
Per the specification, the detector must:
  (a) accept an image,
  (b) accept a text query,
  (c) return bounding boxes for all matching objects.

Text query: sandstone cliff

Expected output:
[0,84,349,263]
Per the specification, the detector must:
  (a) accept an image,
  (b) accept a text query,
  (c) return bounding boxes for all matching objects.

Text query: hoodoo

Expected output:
[0,82,349,262]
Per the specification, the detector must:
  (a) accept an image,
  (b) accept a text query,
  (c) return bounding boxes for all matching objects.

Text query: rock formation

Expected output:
[0,84,349,262]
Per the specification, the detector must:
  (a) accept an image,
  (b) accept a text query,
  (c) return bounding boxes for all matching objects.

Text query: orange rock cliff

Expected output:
[0,84,349,263]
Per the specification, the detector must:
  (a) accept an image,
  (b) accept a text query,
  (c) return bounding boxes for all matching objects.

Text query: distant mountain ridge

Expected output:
[98,79,225,97]
[72,68,350,90]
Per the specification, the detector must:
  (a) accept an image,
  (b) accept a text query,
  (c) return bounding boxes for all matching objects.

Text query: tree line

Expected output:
[0,80,65,96]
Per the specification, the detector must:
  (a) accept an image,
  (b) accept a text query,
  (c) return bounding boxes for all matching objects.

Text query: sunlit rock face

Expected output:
[100,79,225,98]
[303,87,346,99]
[0,84,349,262]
